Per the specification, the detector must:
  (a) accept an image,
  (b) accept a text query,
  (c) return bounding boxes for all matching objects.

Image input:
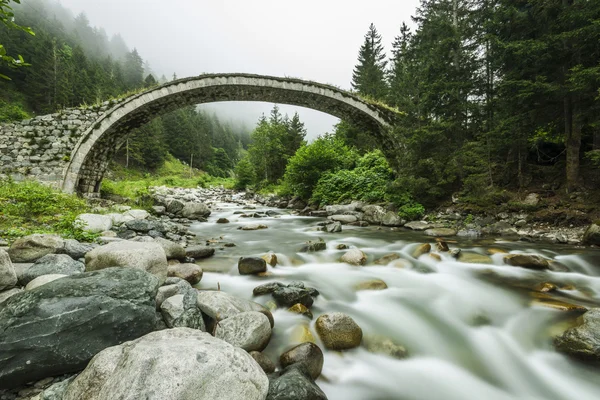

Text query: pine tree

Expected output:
[122,48,143,89]
[351,23,388,100]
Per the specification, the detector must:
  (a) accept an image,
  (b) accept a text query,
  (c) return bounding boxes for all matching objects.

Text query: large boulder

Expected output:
[582,222,600,246]
[25,274,68,290]
[329,215,358,224]
[181,202,211,219]
[315,312,363,351]
[555,308,600,361]
[272,286,314,308]
[63,328,269,400]
[214,311,272,352]
[61,239,95,260]
[75,214,113,234]
[154,237,186,260]
[19,254,84,285]
[0,249,17,290]
[185,246,216,259]
[382,211,404,227]
[7,234,65,263]
[167,263,203,284]
[197,290,274,327]
[362,205,386,225]
[0,268,159,389]
[160,294,206,331]
[340,248,367,266]
[85,241,168,283]
[238,257,267,275]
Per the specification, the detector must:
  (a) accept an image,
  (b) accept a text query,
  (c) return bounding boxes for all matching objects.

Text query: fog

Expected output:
[57,0,420,139]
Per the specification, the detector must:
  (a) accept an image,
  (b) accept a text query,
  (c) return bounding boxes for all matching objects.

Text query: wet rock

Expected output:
[8,234,65,263]
[336,244,349,250]
[253,282,285,296]
[280,342,324,379]
[267,364,327,400]
[20,254,84,285]
[167,263,203,285]
[181,202,211,219]
[374,253,401,265]
[340,248,367,266]
[250,351,276,374]
[239,257,267,275]
[239,224,268,230]
[0,268,159,389]
[354,279,388,291]
[62,328,268,400]
[196,290,274,327]
[214,311,272,352]
[323,221,342,233]
[412,243,431,258]
[290,324,316,344]
[262,252,278,267]
[424,228,457,237]
[436,241,450,252]
[531,296,587,312]
[216,218,230,223]
[555,308,600,361]
[363,334,408,359]
[458,252,492,264]
[272,287,314,308]
[160,294,206,330]
[450,248,461,258]
[582,222,600,246]
[75,214,113,233]
[185,246,215,259]
[288,303,313,319]
[25,274,68,290]
[315,312,363,350]
[299,240,326,252]
[85,241,168,283]
[0,249,17,290]
[504,254,549,270]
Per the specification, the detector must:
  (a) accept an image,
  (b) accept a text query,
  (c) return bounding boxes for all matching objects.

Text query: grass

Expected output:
[0,179,98,242]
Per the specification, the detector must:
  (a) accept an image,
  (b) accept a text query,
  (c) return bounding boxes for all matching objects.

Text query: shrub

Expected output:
[234,155,256,190]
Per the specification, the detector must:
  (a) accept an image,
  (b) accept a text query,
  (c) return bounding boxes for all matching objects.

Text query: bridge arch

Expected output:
[61,74,400,195]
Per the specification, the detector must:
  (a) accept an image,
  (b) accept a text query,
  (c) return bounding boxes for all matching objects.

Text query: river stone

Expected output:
[154,237,186,260]
[152,206,166,215]
[166,199,185,214]
[340,248,367,266]
[288,303,313,319]
[262,252,278,267]
[323,221,342,233]
[253,282,285,296]
[217,218,230,223]
[280,342,324,379]
[329,214,358,224]
[412,243,431,258]
[239,223,268,230]
[503,254,549,270]
[404,221,430,231]
[181,202,211,219]
[62,328,268,400]
[25,274,68,290]
[315,312,363,350]
[85,241,168,283]
[250,351,276,373]
[362,205,386,224]
[582,223,600,246]
[185,245,215,259]
[214,311,272,351]
[374,253,401,265]
[299,240,327,252]
[458,252,493,264]
[0,268,159,389]
[363,334,408,359]
[239,257,267,275]
[124,219,156,233]
[0,288,21,305]
[155,279,193,309]
[325,203,360,215]
[167,263,203,284]
[382,211,404,227]
[75,214,113,234]
[554,308,600,361]
[20,254,84,285]
[160,294,206,331]
[8,234,65,263]
[124,209,150,220]
[40,376,76,400]
[272,287,314,308]
[267,364,327,400]
[424,228,457,237]
[0,249,17,290]
[197,290,274,327]
[354,279,388,291]
[62,239,95,260]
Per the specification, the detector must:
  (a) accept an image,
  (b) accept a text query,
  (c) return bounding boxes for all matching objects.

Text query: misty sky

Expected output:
[59,0,420,139]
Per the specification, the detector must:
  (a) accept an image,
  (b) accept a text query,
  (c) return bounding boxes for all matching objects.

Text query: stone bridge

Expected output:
[0,74,401,195]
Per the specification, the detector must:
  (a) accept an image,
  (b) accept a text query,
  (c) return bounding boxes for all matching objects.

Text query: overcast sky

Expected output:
[58,0,420,139]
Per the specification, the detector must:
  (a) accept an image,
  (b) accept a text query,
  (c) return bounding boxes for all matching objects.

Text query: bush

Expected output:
[283,135,357,199]
[234,155,256,190]
[397,202,425,220]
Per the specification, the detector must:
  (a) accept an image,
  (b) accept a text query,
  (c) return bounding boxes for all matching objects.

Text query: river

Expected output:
[190,197,600,400]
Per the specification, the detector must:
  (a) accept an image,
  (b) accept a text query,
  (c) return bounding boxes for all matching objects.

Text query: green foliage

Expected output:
[233,155,256,190]
[0,179,96,240]
[352,23,388,100]
[397,202,425,221]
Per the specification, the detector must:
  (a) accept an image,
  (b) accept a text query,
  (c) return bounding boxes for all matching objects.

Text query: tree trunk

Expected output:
[564,98,581,192]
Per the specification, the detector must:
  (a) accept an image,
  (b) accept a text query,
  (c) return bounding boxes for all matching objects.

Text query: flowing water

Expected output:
[190,198,600,400]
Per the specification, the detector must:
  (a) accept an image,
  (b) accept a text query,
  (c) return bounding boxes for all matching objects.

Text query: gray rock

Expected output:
[582,223,600,246]
[361,205,386,225]
[124,219,155,233]
[181,202,211,219]
[20,254,84,285]
[239,223,268,230]
[25,274,68,290]
[267,364,327,400]
[424,228,457,237]
[197,290,274,327]
[323,221,342,233]
[155,280,193,309]
[299,240,326,252]
[75,214,113,233]
[0,249,17,290]
[0,288,21,305]
[238,257,267,275]
[153,237,186,260]
[160,294,206,331]
[167,263,203,284]
[61,239,95,260]
[124,209,150,220]
[40,376,76,400]
[214,311,272,352]
[166,199,185,215]
[0,268,159,389]
[253,282,285,296]
[555,308,600,361]
[250,351,276,374]
[382,211,404,227]
[8,234,65,263]
[325,203,359,215]
[315,312,363,351]
[63,328,268,400]
[280,342,324,379]
[185,246,215,259]
[272,287,314,308]
[85,241,168,283]
[329,215,358,224]
[340,248,367,266]
[503,254,549,270]
[152,206,166,215]
[404,221,430,231]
